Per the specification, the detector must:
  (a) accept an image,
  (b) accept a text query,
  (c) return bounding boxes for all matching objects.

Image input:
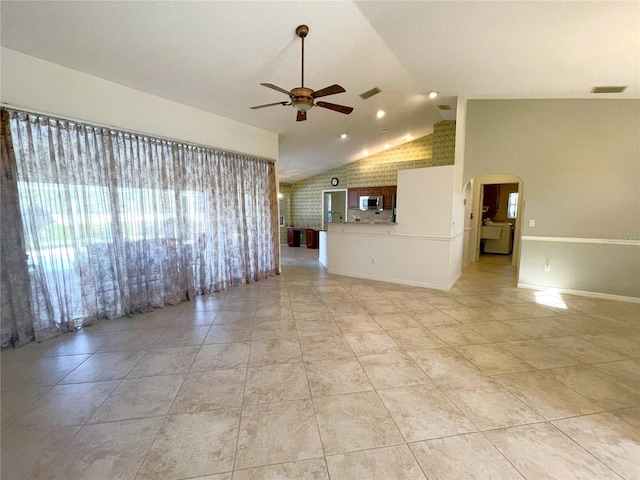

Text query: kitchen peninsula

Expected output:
[321,166,463,291]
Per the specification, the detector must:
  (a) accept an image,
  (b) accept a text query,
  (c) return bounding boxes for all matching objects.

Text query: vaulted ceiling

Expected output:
[2,1,638,182]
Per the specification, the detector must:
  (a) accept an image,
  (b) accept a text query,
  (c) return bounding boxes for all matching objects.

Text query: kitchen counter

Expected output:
[327,221,397,226]
[346,221,397,225]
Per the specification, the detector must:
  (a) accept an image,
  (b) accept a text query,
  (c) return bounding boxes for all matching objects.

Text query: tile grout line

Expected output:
[231,289,272,473]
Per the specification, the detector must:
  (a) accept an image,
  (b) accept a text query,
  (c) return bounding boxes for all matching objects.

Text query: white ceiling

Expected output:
[2,1,638,182]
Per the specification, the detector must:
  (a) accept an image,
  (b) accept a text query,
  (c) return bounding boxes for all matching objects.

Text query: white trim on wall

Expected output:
[329,231,464,242]
[522,236,639,246]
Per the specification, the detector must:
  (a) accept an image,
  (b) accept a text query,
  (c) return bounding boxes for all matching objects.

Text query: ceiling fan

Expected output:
[250,25,354,122]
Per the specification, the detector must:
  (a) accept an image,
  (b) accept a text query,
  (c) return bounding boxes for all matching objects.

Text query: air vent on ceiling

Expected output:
[437,105,452,111]
[359,87,381,100]
[591,86,627,94]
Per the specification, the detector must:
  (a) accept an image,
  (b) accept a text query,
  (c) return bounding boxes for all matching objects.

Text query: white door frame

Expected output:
[321,189,348,230]
[469,174,524,267]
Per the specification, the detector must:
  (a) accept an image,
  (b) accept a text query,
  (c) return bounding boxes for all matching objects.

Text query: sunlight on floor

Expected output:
[534,290,568,310]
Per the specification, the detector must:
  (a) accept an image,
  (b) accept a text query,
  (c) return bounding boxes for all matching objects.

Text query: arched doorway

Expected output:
[464,174,524,268]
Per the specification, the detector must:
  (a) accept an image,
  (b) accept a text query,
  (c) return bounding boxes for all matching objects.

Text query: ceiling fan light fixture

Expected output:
[294,100,313,111]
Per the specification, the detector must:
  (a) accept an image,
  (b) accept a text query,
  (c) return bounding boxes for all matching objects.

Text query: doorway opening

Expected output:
[465,174,524,268]
[321,189,347,230]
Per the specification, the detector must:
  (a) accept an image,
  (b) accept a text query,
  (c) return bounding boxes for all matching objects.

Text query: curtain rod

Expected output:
[1,102,277,164]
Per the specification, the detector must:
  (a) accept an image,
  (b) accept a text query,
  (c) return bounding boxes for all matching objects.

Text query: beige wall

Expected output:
[463,99,640,299]
[287,120,456,228]
[464,99,639,239]
[1,48,278,160]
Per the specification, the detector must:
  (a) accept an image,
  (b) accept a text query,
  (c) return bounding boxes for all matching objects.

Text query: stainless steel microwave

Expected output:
[360,195,384,210]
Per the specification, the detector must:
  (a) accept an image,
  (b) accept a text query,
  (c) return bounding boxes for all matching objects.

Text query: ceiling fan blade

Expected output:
[316,101,354,115]
[312,84,346,99]
[250,101,290,110]
[260,83,291,96]
[296,110,307,122]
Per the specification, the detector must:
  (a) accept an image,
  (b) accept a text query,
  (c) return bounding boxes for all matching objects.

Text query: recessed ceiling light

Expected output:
[363,150,368,156]
[428,91,439,99]
[384,144,390,149]
[406,134,413,141]
[376,110,386,119]
[340,133,347,139]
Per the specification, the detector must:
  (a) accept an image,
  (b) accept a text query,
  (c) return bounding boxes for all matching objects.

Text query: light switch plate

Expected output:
[529,219,536,227]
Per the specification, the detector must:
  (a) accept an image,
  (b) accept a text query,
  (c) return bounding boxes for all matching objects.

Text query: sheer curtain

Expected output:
[1,108,279,346]
[1,110,36,347]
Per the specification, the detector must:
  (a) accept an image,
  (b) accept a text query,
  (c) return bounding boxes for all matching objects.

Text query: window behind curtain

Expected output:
[7,109,279,339]
[507,192,519,219]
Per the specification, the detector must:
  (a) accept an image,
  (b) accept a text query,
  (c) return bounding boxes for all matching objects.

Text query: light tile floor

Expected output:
[1,248,639,479]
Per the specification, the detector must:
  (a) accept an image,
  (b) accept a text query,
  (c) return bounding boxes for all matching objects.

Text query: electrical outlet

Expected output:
[544,261,551,272]
[529,219,536,227]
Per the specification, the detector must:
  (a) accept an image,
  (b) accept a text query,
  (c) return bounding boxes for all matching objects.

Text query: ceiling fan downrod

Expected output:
[296,25,308,88]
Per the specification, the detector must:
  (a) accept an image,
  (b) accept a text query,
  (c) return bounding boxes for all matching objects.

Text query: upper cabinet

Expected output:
[347,188,360,209]
[382,186,397,210]
[360,187,383,196]
[348,186,397,210]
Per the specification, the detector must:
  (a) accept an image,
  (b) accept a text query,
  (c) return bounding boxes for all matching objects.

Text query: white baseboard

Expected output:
[327,269,451,291]
[448,272,462,289]
[517,283,640,304]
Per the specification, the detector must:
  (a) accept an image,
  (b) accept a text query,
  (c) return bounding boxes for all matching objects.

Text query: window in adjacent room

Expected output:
[507,192,519,219]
